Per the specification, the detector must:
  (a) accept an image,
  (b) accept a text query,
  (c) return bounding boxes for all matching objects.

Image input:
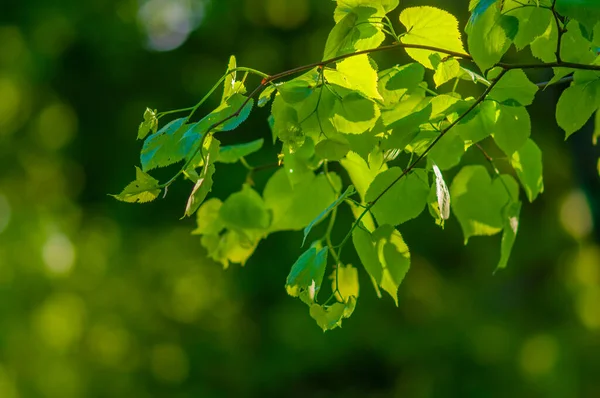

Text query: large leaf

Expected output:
[399,6,466,69]
[511,139,544,202]
[323,6,386,60]
[331,92,380,134]
[335,55,382,100]
[219,184,271,231]
[488,69,539,106]
[140,118,189,172]
[450,165,518,243]
[492,105,531,156]
[556,71,600,137]
[352,224,410,305]
[365,168,430,226]
[263,169,341,232]
[467,3,517,72]
[340,151,387,201]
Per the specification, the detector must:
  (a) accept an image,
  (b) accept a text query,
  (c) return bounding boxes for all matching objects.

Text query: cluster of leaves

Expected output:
[115,0,600,331]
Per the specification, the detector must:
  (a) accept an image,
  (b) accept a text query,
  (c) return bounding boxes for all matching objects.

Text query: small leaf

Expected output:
[222,55,237,103]
[184,137,220,217]
[217,138,264,164]
[309,296,356,331]
[258,85,276,108]
[556,79,600,138]
[286,246,328,304]
[112,167,161,203]
[331,264,360,303]
[497,201,521,271]
[138,108,158,140]
[303,185,356,246]
[433,57,461,88]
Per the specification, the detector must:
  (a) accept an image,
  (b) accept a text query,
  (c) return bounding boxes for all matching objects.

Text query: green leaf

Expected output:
[530,17,558,62]
[333,0,398,21]
[324,7,386,60]
[315,135,351,161]
[373,225,411,306]
[365,168,430,226]
[492,105,531,156]
[556,76,600,137]
[511,139,544,202]
[560,21,597,64]
[331,264,360,303]
[271,95,303,149]
[450,165,518,243]
[467,4,517,72]
[352,224,410,305]
[378,63,425,108]
[556,0,600,32]
[219,184,271,231]
[283,137,321,186]
[217,138,264,164]
[184,137,220,217]
[309,297,356,331]
[303,185,356,246]
[352,222,383,283]
[222,55,237,103]
[505,1,552,50]
[112,166,161,203]
[497,201,521,270]
[141,117,189,171]
[331,92,380,134]
[277,69,319,104]
[138,108,158,140]
[426,128,465,170]
[433,57,461,88]
[285,246,328,304]
[335,55,382,100]
[258,85,276,108]
[201,229,259,269]
[399,6,466,69]
[488,69,539,106]
[192,198,225,236]
[340,151,386,201]
[454,100,497,144]
[263,169,341,231]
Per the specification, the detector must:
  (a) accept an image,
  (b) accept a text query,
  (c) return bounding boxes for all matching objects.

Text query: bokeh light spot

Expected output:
[559,190,593,240]
[0,78,23,135]
[33,293,86,352]
[150,344,189,384]
[576,287,600,330]
[35,102,78,150]
[519,334,559,377]
[265,0,310,29]
[138,0,206,51]
[42,233,76,275]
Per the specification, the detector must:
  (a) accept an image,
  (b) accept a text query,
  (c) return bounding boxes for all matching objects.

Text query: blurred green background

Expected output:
[1,0,600,397]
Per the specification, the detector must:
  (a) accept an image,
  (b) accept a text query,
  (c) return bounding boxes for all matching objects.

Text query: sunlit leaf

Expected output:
[113,166,161,203]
